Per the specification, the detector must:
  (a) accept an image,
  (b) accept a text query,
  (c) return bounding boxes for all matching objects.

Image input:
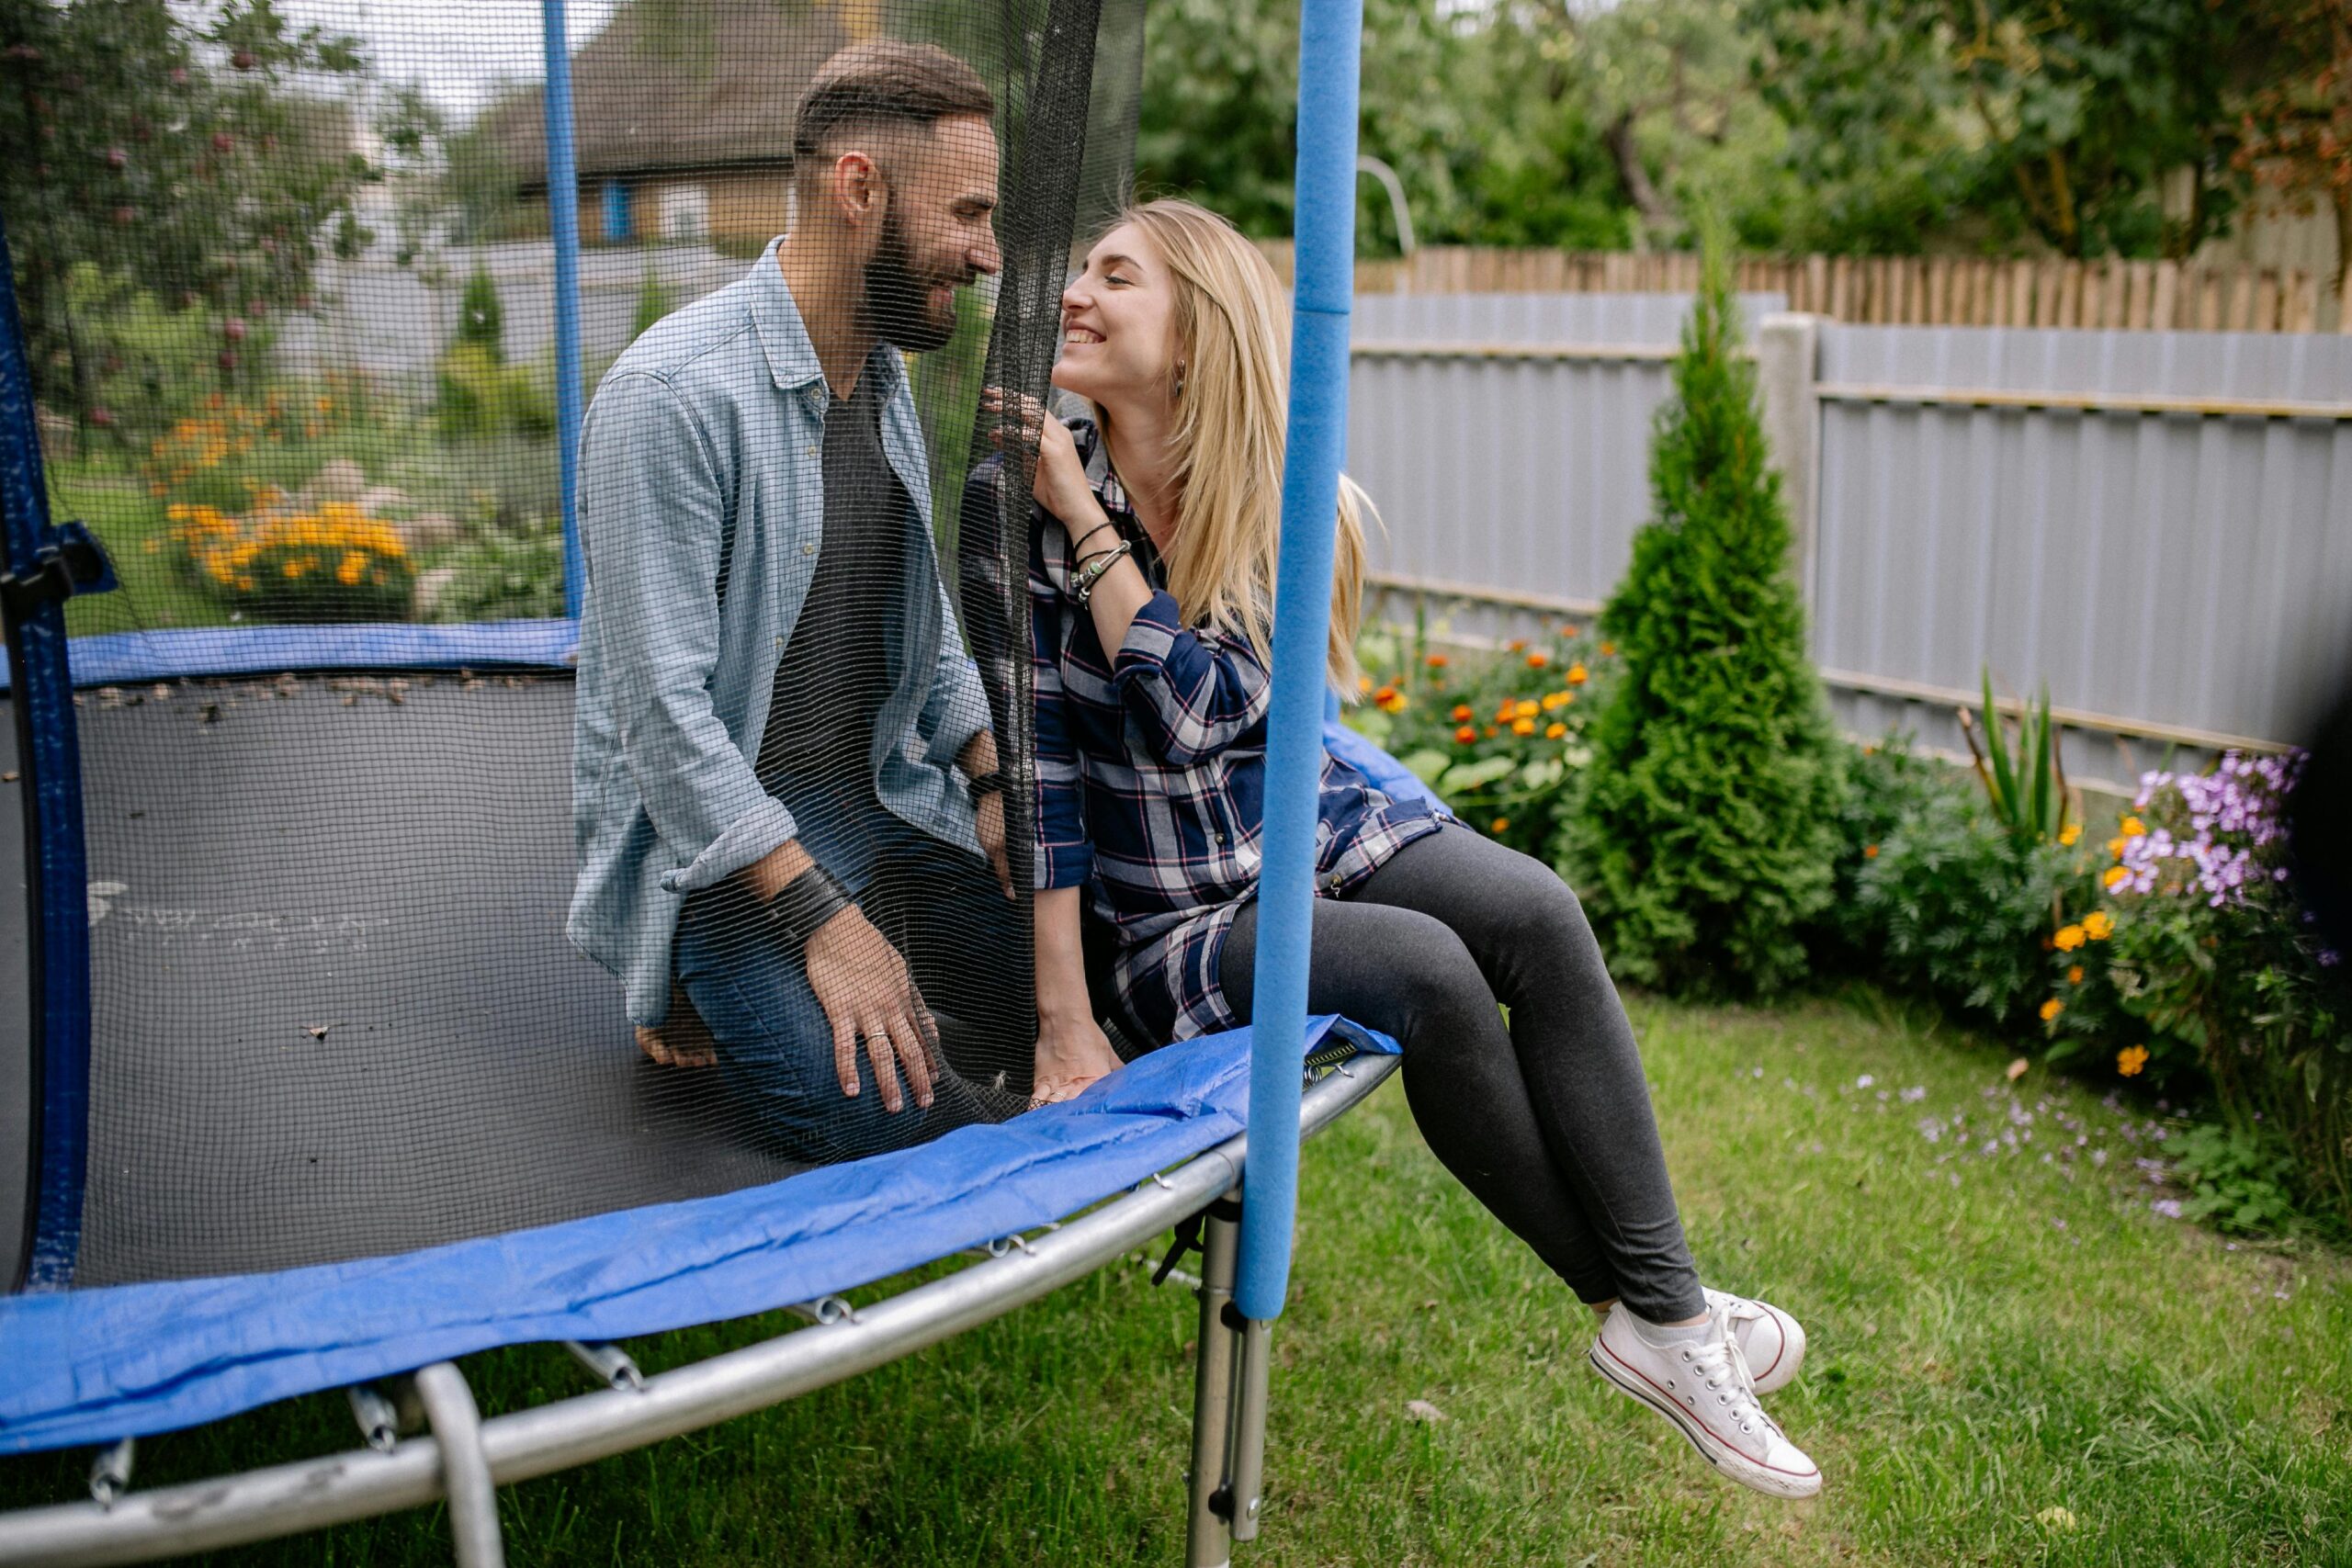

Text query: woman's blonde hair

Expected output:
[1088,198,1371,694]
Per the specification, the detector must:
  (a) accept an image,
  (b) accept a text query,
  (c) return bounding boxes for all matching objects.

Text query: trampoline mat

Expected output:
[70,671,807,1287]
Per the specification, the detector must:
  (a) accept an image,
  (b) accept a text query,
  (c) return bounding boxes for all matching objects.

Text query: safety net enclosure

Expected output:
[0,0,1399,1556]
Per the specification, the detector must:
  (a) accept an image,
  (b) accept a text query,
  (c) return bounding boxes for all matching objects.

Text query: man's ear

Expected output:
[827,149,886,231]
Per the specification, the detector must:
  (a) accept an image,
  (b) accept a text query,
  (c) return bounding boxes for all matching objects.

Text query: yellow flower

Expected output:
[2039,998,2064,1022]
[2081,911,2113,941]
[2066,964,2084,985]
[1541,690,1570,711]
[335,552,368,586]
[2108,836,2128,859]
[2117,1044,2149,1077]
[2103,865,2130,891]
[1358,675,1374,694]
[1489,817,1510,834]
[2120,815,2146,838]
[1511,716,1537,736]
[2053,924,2086,952]
[2059,823,2081,846]
[1514,699,1540,719]
[280,558,307,579]
[1544,721,1566,739]
[1566,662,1589,686]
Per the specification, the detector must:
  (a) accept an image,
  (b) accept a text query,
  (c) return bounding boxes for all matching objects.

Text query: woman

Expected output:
[992,199,1822,1500]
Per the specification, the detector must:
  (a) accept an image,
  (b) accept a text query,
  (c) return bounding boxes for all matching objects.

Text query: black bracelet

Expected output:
[1069,517,1119,560]
[763,863,854,946]
[965,769,1006,804]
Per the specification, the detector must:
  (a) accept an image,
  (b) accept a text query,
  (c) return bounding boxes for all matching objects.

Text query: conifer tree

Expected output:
[1557,230,1845,994]
[458,266,505,359]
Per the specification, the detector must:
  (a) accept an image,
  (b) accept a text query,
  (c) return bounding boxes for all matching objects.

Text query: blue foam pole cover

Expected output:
[1236,0,1363,1322]
[544,0,587,617]
[0,205,94,1288]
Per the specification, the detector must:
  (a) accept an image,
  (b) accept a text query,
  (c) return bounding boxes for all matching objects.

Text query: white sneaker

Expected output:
[1706,1288,1806,1396]
[1589,1303,1823,1499]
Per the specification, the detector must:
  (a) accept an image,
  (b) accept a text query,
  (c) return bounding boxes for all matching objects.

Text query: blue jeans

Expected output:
[673,797,1028,1165]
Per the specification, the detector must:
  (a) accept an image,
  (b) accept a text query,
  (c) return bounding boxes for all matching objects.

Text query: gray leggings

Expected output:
[1219,824,1705,1322]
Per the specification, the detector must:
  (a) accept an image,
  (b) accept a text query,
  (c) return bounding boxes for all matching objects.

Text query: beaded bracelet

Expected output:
[1070,539,1134,607]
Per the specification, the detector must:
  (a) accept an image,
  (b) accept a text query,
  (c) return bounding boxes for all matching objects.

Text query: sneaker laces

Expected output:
[1690,1303,1779,1442]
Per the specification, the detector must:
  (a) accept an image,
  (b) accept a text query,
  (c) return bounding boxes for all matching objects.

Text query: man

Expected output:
[569,40,1021,1163]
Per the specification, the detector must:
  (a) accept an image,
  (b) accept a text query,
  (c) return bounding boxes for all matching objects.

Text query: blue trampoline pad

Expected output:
[0,1015,1396,1454]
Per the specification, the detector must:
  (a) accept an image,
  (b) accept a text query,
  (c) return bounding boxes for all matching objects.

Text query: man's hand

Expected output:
[636,983,718,1068]
[805,906,939,1113]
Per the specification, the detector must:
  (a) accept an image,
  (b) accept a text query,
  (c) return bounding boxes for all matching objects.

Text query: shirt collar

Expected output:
[750,237,907,405]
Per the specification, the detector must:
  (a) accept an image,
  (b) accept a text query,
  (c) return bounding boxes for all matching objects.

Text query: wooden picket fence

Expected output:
[1254,242,2352,333]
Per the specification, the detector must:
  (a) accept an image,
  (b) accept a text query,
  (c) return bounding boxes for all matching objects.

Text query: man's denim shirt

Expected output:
[569,239,989,1026]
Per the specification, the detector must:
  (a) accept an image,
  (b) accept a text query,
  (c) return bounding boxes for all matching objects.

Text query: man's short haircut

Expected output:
[793,40,995,167]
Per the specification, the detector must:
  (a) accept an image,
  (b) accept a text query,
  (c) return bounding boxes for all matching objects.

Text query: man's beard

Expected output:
[861,208,963,353]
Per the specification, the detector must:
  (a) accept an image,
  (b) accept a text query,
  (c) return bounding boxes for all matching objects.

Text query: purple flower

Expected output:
[2151,1198,2184,1219]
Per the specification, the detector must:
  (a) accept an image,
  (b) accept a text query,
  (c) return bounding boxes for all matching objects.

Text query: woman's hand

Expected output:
[982,387,1105,533]
[1031,1010,1125,1109]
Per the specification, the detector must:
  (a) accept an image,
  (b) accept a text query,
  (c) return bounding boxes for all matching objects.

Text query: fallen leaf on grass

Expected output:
[2007,1057,2030,1081]
[2035,1506,2077,1530]
[1405,1400,1448,1423]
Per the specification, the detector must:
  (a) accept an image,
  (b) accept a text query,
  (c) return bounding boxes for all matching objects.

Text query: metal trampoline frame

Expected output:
[0,1052,1397,1567]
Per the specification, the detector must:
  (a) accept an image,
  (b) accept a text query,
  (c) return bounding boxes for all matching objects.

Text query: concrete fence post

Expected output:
[1754,311,1825,609]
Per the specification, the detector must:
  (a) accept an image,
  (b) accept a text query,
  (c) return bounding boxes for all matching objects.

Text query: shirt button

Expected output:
[1212,831,1226,845]
[1328,874,1343,891]
[802,542,817,556]
[805,444,819,457]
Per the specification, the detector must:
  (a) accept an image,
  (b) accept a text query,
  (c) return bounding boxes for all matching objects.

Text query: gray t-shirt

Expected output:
[755,353,908,829]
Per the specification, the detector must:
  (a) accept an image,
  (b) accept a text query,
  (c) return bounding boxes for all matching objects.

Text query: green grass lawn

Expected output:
[6,990,2348,1565]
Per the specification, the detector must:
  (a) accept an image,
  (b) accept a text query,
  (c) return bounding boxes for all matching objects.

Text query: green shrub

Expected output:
[435,344,555,441]
[1818,734,1951,962]
[2165,1121,2324,1238]
[1556,229,1845,995]
[426,511,568,623]
[1349,615,1617,862]
[458,266,506,356]
[630,268,676,342]
[1851,786,2095,1031]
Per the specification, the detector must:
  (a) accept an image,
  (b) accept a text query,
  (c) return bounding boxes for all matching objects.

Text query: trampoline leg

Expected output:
[413,1361,506,1568]
[1227,1314,1273,1543]
[1186,1193,1244,1568]
[86,1438,134,1508]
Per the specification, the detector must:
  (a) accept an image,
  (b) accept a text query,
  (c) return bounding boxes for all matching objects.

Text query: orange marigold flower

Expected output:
[1863,844,1879,859]
[1425,653,1450,669]
[1506,637,1527,652]
[2116,1044,2149,1077]
[2082,911,2114,941]
[1566,663,1589,686]
[1489,817,1510,834]
[335,551,368,586]
[1598,642,1615,657]
[2054,925,2086,952]
[1514,699,1540,719]
[1511,716,1537,736]
[1485,726,1498,739]
[2066,964,2085,985]
[2103,865,2130,891]
[2120,815,2146,838]
[1544,721,1566,739]
[1525,651,1549,669]
[1558,624,1578,637]
[1358,675,1374,694]
[2039,998,2064,1022]
[1454,725,1477,744]
[2059,823,2081,846]
[1374,684,1398,705]
[1451,704,1474,722]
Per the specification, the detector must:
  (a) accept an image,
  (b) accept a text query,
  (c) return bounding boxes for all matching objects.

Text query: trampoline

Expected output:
[0,0,1387,1562]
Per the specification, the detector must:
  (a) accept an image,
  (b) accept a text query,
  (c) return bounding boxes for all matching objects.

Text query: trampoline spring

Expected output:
[1145,1171,1175,1190]
[787,1295,855,1326]
[346,1385,402,1453]
[562,1340,644,1393]
[87,1438,135,1509]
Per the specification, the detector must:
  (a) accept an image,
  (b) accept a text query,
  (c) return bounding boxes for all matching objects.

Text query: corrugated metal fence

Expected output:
[1348,293,2352,783]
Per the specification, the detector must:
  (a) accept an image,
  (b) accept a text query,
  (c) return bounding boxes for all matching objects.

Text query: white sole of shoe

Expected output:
[1588,1343,1823,1500]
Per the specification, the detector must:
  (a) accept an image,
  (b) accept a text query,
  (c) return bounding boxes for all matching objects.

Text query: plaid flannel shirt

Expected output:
[1028,421,1445,1043]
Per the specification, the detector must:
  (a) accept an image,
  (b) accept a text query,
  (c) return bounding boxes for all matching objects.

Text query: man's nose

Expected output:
[970,230,1003,276]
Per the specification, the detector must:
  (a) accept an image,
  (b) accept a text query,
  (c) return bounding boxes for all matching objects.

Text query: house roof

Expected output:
[473,0,850,186]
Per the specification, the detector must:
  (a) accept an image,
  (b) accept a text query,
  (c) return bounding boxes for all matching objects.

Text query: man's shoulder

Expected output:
[598,276,763,400]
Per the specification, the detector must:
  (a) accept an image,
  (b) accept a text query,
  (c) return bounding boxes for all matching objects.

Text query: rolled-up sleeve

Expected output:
[1112,592,1272,768]
[580,370,797,891]
[921,565,991,769]
[1029,523,1092,889]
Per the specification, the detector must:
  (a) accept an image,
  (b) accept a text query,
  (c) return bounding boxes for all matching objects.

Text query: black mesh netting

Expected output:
[2,0,1144,1286]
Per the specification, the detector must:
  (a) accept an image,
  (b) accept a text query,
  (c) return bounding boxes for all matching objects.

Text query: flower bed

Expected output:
[165,498,413,622]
